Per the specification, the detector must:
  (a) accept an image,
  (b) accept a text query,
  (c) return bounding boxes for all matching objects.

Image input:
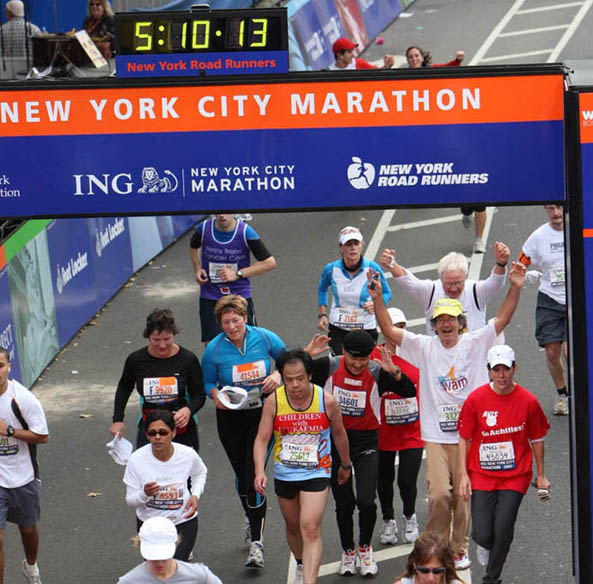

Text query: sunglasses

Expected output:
[146,429,170,437]
[89,3,102,6]
[416,566,447,575]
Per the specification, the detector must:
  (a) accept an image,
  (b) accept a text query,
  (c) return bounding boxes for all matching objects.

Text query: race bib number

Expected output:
[209,262,238,284]
[385,398,418,425]
[148,482,185,510]
[0,437,18,456]
[479,441,516,471]
[437,403,462,432]
[232,360,267,388]
[331,307,365,330]
[279,434,320,468]
[335,386,366,417]
[143,377,178,404]
[550,266,565,287]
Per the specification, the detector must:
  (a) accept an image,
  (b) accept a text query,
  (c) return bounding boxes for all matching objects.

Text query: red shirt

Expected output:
[458,383,549,493]
[355,58,377,69]
[325,358,380,431]
[371,347,423,451]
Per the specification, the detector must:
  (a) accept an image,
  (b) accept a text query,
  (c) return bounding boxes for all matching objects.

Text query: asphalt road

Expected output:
[3,0,588,582]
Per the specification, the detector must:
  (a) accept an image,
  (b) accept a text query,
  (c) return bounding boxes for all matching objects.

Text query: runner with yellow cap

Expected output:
[366,261,527,572]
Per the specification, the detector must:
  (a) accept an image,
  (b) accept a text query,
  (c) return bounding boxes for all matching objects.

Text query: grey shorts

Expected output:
[535,292,566,347]
[0,479,41,529]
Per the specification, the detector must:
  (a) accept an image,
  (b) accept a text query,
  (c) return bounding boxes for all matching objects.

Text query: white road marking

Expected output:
[468,207,494,282]
[386,213,465,232]
[498,24,570,37]
[480,49,553,62]
[366,209,396,261]
[516,1,584,14]
[547,0,593,61]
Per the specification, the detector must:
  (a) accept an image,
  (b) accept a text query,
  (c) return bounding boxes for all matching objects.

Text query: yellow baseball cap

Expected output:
[432,298,463,319]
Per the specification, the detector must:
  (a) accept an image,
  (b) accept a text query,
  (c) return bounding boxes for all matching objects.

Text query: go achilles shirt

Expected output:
[458,383,549,493]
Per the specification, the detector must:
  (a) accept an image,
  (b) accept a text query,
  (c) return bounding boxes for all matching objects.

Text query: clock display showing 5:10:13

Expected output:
[133,17,271,52]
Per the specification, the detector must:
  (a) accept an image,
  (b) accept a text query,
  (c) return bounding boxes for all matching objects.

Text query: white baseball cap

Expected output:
[338,226,363,245]
[387,307,407,326]
[139,517,178,560]
[487,344,515,368]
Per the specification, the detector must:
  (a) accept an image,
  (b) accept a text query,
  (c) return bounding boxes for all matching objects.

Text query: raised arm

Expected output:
[493,261,526,336]
[367,269,404,346]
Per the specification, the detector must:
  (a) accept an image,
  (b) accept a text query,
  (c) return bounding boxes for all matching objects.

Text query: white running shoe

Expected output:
[294,562,304,584]
[21,560,42,584]
[454,552,471,571]
[462,214,472,228]
[236,213,253,222]
[338,549,357,576]
[358,545,378,577]
[245,541,264,568]
[476,544,490,567]
[379,519,398,544]
[554,395,569,415]
[473,237,486,254]
[402,513,419,543]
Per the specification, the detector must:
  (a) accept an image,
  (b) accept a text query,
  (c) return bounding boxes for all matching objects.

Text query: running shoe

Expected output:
[21,560,42,584]
[379,519,398,544]
[454,552,471,570]
[476,544,490,567]
[462,214,472,229]
[236,213,253,222]
[338,549,357,576]
[294,562,304,584]
[402,513,419,543]
[245,541,264,568]
[554,395,569,415]
[358,545,378,577]
[473,237,486,254]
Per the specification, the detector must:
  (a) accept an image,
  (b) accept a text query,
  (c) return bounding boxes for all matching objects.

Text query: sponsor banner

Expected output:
[580,92,593,144]
[334,0,368,48]
[87,217,133,306]
[290,0,337,69]
[46,219,98,347]
[0,76,563,137]
[6,229,59,388]
[116,51,289,77]
[0,265,21,382]
[359,0,403,42]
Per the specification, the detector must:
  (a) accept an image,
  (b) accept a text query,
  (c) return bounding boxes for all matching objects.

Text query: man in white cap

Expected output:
[329,37,395,70]
[367,262,526,572]
[0,0,41,58]
[118,516,222,583]
[457,344,550,584]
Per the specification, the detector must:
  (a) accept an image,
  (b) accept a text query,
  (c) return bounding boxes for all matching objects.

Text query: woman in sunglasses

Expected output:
[123,410,208,562]
[82,0,115,57]
[395,532,464,584]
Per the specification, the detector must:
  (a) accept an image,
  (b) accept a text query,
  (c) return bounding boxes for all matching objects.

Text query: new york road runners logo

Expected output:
[347,157,376,190]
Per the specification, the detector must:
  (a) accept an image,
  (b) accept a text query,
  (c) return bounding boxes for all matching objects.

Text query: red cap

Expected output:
[333,37,358,55]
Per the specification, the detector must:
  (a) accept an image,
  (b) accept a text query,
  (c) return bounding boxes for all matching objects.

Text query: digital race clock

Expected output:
[115,7,288,78]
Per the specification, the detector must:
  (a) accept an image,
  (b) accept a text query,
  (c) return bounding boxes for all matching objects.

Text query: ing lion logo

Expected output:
[138,168,179,193]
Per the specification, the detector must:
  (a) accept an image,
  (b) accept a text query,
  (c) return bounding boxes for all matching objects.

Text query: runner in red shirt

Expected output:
[457,344,550,584]
[370,308,424,546]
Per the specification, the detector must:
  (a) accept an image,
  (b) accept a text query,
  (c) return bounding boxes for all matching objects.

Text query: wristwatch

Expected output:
[340,462,352,471]
[236,269,244,279]
[6,425,15,437]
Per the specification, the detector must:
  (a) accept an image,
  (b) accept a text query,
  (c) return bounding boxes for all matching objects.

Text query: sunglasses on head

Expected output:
[89,2,102,5]
[416,566,446,575]
[146,429,170,437]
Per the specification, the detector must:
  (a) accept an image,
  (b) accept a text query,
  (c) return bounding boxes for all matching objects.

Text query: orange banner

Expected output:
[0,74,563,138]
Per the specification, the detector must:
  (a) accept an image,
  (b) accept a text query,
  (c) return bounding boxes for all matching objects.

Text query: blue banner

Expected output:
[0,265,21,382]
[46,219,98,347]
[359,0,403,41]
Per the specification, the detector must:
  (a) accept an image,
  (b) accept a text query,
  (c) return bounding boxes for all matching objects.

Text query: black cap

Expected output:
[342,330,375,357]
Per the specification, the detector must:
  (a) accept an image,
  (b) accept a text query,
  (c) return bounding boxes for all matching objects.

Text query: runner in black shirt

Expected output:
[110,309,205,451]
